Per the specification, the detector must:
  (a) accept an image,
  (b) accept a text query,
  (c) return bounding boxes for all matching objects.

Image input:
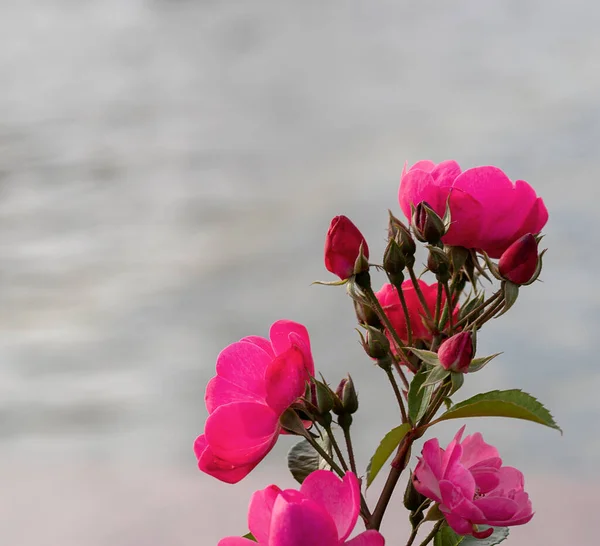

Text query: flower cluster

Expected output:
[195,160,557,546]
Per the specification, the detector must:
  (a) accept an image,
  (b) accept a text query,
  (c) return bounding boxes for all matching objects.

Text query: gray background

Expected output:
[1,1,598,544]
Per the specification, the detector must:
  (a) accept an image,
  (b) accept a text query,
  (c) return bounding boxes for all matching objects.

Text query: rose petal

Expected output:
[218,538,257,546]
[205,376,263,414]
[300,471,360,541]
[345,530,386,546]
[215,341,272,399]
[248,484,282,543]
[268,492,339,546]
[194,435,257,484]
[240,335,276,358]
[265,345,310,414]
[204,401,278,464]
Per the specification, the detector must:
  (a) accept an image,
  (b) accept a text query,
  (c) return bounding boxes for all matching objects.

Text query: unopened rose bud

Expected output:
[404,471,427,512]
[353,300,382,329]
[438,331,473,372]
[427,246,450,283]
[333,375,359,415]
[360,326,390,360]
[383,239,406,286]
[412,202,446,245]
[498,233,539,285]
[314,380,335,415]
[324,215,370,280]
[388,210,416,266]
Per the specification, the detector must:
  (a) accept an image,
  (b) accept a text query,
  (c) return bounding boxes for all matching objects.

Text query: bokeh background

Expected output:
[1,1,598,544]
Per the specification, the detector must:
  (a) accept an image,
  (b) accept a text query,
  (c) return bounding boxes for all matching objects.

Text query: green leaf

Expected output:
[366,423,410,487]
[468,353,502,373]
[434,524,464,546]
[287,437,332,484]
[410,348,441,367]
[437,389,561,433]
[242,532,257,542]
[422,365,450,389]
[408,369,434,424]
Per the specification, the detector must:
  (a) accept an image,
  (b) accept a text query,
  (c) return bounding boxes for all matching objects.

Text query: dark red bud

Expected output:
[412,202,446,245]
[437,331,473,372]
[324,216,370,280]
[498,234,538,285]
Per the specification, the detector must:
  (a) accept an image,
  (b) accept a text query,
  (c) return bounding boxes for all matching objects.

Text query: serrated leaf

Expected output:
[410,348,441,367]
[408,369,434,424]
[242,532,257,541]
[434,525,464,546]
[468,353,502,373]
[422,366,450,389]
[461,527,509,545]
[437,389,561,432]
[287,437,332,484]
[366,423,410,487]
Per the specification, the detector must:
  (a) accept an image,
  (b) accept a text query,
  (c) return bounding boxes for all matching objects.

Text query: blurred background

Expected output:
[1,0,598,544]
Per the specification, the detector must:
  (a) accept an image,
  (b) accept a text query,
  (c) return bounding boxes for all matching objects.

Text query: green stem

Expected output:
[442,280,454,334]
[301,430,346,478]
[362,286,411,362]
[369,429,416,530]
[417,521,444,546]
[407,265,433,321]
[434,282,443,326]
[341,421,358,476]
[323,425,349,472]
[453,290,502,330]
[393,280,414,347]
[385,366,408,423]
[471,296,505,329]
[393,360,411,391]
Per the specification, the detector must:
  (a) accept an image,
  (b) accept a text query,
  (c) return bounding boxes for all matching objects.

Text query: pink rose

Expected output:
[218,470,385,546]
[375,280,457,346]
[398,160,548,258]
[194,320,314,484]
[325,215,370,280]
[413,426,534,538]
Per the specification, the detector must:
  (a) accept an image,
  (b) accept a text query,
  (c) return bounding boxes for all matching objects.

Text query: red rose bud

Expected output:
[333,375,359,415]
[438,332,473,372]
[324,215,370,280]
[412,202,446,245]
[498,233,539,285]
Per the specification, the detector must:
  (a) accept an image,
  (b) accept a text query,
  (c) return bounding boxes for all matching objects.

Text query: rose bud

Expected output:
[438,331,473,372]
[324,215,370,280]
[412,201,446,245]
[334,375,359,416]
[498,233,539,285]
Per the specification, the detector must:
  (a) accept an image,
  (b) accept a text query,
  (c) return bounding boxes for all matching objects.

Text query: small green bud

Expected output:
[427,246,451,283]
[361,325,390,360]
[334,375,359,415]
[353,299,382,329]
[383,239,406,286]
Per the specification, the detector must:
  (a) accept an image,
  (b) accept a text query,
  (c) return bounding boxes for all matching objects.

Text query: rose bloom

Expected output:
[375,280,457,346]
[413,426,534,538]
[194,320,314,484]
[218,471,385,546]
[399,160,548,258]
